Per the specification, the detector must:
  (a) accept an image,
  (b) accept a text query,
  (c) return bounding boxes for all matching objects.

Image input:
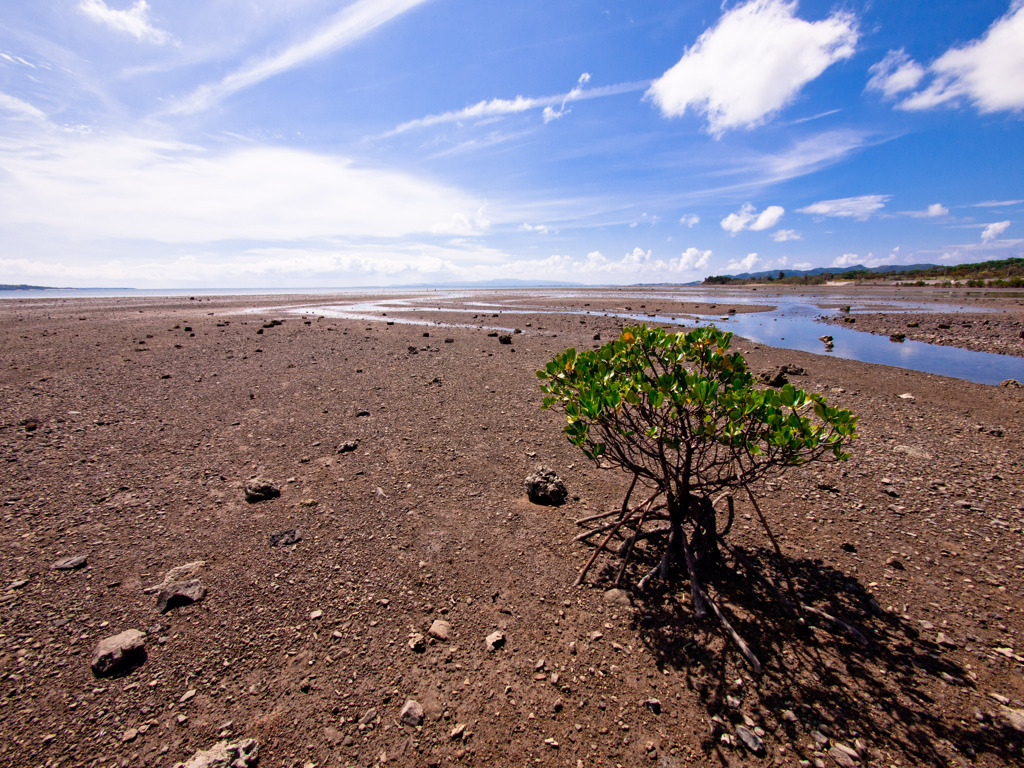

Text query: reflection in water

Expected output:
[268,289,1024,386]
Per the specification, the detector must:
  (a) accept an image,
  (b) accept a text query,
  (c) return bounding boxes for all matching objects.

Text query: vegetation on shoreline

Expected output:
[704,257,1024,287]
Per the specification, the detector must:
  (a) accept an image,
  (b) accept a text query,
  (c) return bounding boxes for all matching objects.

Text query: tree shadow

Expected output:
[604,547,1022,766]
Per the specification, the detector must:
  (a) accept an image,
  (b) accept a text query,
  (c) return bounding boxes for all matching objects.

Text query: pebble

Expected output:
[243,477,280,503]
[399,699,424,727]
[485,631,506,651]
[172,738,258,768]
[408,633,427,652]
[428,619,452,641]
[180,689,197,704]
[309,610,323,620]
[155,579,206,613]
[91,629,146,677]
[735,725,765,756]
[121,728,138,743]
[51,555,88,570]
[828,743,860,767]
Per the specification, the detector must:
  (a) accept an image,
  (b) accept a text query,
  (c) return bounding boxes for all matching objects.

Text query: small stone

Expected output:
[399,699,424,727]
[91,629,146,677]
[358,708,378,725]
[544,738,559,749]
[143,561,205,595]
[155,579,206,613]
[898,393,915,400]
[9,578,29,590]
[735,725,765,756]
[309,609,323,620]
[428,619,452,641]
[450,723,467,740]
[175,738,258,768]
[781,709,799,723]
[936,632,957,649]
[643,698,662,715]
[485,631,506,651]
[884,556,904,570]
[811,730,830,749]
[180,689,197,704]
[525,466,568,506]
[243,477,280,503]
[498,334,512,345]
[269,528,301,547]
[408,633,427,652]
[121,728,138,743]
[828,743,860,767]
[725,695,742,709]
[603,588,630,606]
[1000,379,1022,388]
[337,440,358,453]
[51,555,88,571]
[999,705,1024,733]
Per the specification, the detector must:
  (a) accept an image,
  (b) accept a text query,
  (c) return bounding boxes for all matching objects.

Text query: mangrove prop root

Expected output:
[699,586,763,677]
[680,531,708,620]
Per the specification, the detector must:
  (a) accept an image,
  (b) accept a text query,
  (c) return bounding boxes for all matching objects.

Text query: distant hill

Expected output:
[704,257,1024,286]
[0,284,55,291]
[396,278,582,288]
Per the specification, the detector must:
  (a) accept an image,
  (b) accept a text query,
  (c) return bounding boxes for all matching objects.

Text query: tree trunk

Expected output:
[689,494,721,568]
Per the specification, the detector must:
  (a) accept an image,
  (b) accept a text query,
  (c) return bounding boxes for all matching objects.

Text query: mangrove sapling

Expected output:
[538,325,858,670]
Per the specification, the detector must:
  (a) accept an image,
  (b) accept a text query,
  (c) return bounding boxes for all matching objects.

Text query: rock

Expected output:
[399,699,424,727]
[51,555,87,570]
[1000,379,1022,388]
[498,334,512,345]
[408,633,426,652]
[898,393,915,400]
[525,466,567,506]
[358,708,378,725]
[735,725,765,756]
[143,560,206,594]
[174,738,258,768]
[337,440,359,453]
[827,743,860,767]
[244,478,280,503]
[818,335,833,344]
[841,543,857,553]
[9,577,29,590]
[269,528,301,547]
[485,630,506,651]
[999,705,1024,733]
[603,588,630,606]
[428,619,452,641]
[155,579,206,613]
[884,556,905,570]
[889,333,906,342]
[760,365,805,386]
[309,609,323,620]
[643,698,662,714]
[91,629,146,677]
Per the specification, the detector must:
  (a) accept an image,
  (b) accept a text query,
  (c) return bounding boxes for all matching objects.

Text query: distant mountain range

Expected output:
[720,263,940,280]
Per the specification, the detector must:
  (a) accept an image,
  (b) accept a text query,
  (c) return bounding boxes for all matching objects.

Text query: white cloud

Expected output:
[543,73,591,123]
[895,2,1024,112]
[772,229,801,242]
[170,0,433,114]
[0,92,46,122]
[973,199,1024,207]
[0,134,489,243]
[865,49,925,98]
[726,253,760,273]
[831,253,863,268]
[383,80,648,137]
[79,0,170,45]
[680,213,700,227]
[646,0,858,135]
[926,203,949,217]
[519,222,553,234]
[798,194,890,219]
[982,220,1011,241]
[675,247,712,270]
[720,203,784,234]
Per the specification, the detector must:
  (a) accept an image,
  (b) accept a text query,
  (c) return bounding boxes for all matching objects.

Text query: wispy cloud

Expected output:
[0,92,47,121]
[772,229,801,242]
[798,194,890,220]
[972,199,1024,207]
[903,202,948,218]
[680,214,700,228]
[168,0,433,115]
[543,73,590,123]
[646,0,858,135]
[381,79,649,137]
[872,2,1024,113]
[79,0,171,45]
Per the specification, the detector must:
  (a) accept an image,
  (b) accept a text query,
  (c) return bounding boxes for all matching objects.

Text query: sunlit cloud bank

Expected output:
[0,134,488,242]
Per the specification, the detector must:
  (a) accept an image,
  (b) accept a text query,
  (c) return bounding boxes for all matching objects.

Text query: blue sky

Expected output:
[0,0,1022,287]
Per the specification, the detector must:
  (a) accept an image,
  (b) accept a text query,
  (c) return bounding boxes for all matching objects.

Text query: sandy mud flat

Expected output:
[2,287,1023,768]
